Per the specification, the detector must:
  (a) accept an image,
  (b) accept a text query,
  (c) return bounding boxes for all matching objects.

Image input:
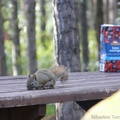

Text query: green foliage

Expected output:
[80,29,98,71]
[4,38,54,75]
[5,29,99,75]
[36,37,55,69]
[3,0,99,75]
[4,40,13,75]
[46,104,55,116]
[88,29,99,71]
[20,38,27,75]
[41,104,55,120]
[3,0,54,75]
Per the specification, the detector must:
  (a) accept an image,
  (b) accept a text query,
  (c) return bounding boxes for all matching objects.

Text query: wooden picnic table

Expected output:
[0,72,120,120]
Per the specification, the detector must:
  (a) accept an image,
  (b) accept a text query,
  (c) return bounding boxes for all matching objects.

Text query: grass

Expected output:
[46,104,55,116]
[41,104,56,120]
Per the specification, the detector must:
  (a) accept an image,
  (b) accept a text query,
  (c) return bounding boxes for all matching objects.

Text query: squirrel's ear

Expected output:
[33,74,37,80]
[28,74,31,78]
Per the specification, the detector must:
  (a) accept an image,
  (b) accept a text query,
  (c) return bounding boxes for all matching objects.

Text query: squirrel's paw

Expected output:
[43,86,55,89]
[43,81,55,89]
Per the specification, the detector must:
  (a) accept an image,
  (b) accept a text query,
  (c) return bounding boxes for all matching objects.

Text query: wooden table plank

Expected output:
[0,79,119,93]
[0,72,120,108]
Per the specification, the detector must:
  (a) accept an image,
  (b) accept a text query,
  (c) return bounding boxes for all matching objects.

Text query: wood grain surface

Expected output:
[0,72,120,108]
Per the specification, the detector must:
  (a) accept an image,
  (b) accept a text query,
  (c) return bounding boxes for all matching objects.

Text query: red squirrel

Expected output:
[27,65,68,90]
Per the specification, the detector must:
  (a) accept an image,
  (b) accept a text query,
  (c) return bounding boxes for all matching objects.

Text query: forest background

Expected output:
[0,0,120,118]
[0,0,120,75]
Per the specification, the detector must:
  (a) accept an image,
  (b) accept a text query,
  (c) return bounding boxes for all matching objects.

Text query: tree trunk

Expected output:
[86,0,95,29]
[11,0,22,75]
[0,1,7,76]
[53,0,81,72]
[56,102,85,120]
[117,0,120,9]
[108,0,117,24]
[24,0,37,74]
[53,0,85,119]
[103,0,109,23]
[40,0,46,32]
[80,0,89,71]
[115,0,120,24]
[39,0,46,46]
[95,0,103,60]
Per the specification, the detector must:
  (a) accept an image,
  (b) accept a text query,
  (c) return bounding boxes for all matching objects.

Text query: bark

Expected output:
[80,0,89,71]
[39,0,46,46]
[0,1,7,76]
[95,0,103,60]
[108,0,117,24]
[117,0,120,9]
[11,0,22,75]
[53,0,81,72]
[103,0,109,23]
[40,0,46,32]
[53,0,84,120]
[86,0,95,29]
[115,0,120,24]
[25,0,37,74]
[56,102,85,120]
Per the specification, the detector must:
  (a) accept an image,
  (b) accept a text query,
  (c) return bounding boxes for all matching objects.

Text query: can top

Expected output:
[101,24,120,27]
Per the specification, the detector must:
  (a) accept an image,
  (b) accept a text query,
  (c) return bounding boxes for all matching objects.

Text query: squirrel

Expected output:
[27,65,68,90]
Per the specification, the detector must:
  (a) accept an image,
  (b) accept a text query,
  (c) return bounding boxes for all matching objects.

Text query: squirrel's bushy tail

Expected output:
[49,65,68,82]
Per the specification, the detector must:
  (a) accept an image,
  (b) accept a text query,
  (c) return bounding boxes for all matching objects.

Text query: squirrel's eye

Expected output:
[31,82,34,86]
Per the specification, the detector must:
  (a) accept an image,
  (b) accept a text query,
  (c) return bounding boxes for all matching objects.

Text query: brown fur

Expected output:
[27,65,68,90]
[50,65,68,82]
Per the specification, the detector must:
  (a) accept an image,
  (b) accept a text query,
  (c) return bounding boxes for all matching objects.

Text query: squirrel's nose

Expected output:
[27,86,32,90]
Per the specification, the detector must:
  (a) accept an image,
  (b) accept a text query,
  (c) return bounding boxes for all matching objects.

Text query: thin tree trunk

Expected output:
[115,0,120,24]
[11,0,22,75]
[117,0,120,9]
[104,0,109,23]
[108,0,117,24]
[0,1,7,76]
[25,0,37,74]
[80,0,89,71]
[53,0,85,119]
[95,0,103,60]
[40,0,46,31]
[86,0,95,29]
[39,0,46,46]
